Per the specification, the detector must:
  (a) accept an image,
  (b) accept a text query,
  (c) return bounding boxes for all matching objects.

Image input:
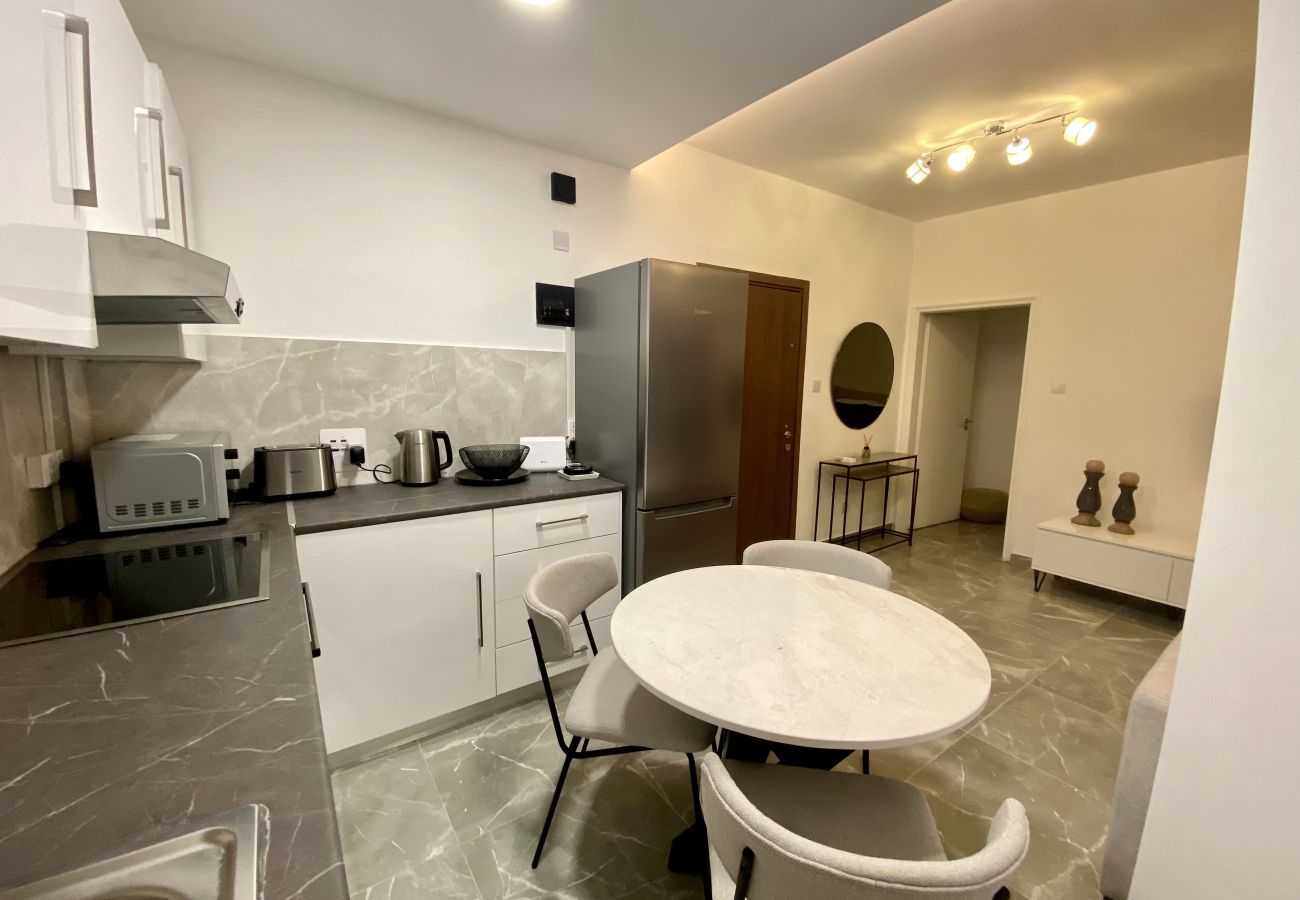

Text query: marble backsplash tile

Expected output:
[0,354,86,572]
[84,336,568,484]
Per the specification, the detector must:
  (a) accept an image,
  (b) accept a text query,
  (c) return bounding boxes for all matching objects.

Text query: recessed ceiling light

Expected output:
[515,0,561,5]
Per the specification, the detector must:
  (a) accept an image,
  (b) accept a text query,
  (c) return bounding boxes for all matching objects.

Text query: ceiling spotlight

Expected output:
[906,154,932,184]
[947,143,976,172]
[1006,131,1033,166]
[1063,116,1098,145]
[515,0,560,5]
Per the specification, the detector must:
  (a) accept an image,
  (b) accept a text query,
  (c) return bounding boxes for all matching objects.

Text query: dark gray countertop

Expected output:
[290,473,625,534]
[0,504,348,899]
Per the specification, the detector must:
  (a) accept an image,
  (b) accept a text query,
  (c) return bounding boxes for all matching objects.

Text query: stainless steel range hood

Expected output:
[89,231,243,325]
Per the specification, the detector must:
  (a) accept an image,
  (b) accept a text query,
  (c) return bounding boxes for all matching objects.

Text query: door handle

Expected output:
[301,581,321,658]
[475,571,484,649]
[168,165,189,247]
[58,14,97,208]
[536,514,588,528]
[783,430,793,438]
[136,107,170,229]
[963,418,974,431]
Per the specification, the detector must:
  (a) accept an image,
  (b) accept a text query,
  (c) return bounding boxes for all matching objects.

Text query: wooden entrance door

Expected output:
[736,276,808,558]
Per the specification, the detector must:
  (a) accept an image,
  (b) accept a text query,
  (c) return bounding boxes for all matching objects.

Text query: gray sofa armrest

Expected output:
[1100,633,1182,900]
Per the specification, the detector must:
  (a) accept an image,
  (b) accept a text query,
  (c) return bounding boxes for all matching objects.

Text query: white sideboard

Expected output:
[1031,517,1196,609]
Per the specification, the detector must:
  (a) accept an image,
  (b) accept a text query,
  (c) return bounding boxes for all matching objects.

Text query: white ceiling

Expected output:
[120,0,947,168]
[688,0,1258,221]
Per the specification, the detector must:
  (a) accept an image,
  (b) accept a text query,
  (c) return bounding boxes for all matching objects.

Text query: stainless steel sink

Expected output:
[0,805,265,900]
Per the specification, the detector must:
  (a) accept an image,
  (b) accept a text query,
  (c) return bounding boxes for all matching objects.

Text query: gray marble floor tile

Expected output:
[331,743,478,898]
[418,693,567,843]
[1031,620,1175,721]
[909,735,1111,900]
[969,684,1126,802]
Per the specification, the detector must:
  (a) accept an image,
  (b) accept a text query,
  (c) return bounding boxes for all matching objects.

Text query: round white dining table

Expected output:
[611,565,991,750]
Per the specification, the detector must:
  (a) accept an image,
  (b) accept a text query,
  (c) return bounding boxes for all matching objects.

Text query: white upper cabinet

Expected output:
[0,0,96,347]
[1,0,201,350]
[73,0,153,237]
[147,63,193,248]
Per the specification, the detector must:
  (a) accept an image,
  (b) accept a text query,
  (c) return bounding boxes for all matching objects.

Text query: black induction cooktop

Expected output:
[0,532,270,649]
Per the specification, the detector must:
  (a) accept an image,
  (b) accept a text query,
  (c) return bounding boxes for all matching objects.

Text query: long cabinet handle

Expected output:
[475,572,484,649]
[536,513,588,529]
[168,165,189,247]
[61,14,97,208]
[137,107,170,229]
[301,581,321,658]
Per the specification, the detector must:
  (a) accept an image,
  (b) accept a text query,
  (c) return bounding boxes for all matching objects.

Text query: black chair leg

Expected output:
[687,753,712,900]
[532,736,580,869]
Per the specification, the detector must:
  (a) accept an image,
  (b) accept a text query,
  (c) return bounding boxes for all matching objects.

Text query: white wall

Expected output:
[964,307,1028,493]
[907,156,1247,557]
[1132,1,1300,894]
[145,41,915,538]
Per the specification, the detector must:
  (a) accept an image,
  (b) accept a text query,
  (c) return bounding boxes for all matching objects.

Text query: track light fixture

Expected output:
[906,153,932,184]
[1006,130,1032,166]
[947,143,976,172]
[1063,115,1098,145]
[904,110,1098,184]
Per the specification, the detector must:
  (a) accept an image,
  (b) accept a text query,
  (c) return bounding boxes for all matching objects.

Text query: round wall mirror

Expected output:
[830,323,894,429]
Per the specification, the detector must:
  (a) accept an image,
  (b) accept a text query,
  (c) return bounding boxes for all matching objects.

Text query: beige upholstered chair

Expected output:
[524,552,717,868]
[743,539,893,590]
[700,753,1028,900]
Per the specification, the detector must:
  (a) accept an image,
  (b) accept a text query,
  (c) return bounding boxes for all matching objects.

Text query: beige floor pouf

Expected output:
[961,488,1009,524]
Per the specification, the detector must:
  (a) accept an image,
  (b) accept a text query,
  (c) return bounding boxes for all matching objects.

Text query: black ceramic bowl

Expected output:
[459,444,530,480]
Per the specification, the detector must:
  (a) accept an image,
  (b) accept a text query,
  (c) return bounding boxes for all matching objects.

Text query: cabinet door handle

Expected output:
[536,513,588,528]
[475,571,484,649]
[137,107,170,229]
[301,581,321,658]
[168,165,189,247]
[60,14,98,208]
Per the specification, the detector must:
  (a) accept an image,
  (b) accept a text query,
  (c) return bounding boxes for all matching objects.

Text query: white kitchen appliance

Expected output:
[91,432,235,533]
[520,436,566,472]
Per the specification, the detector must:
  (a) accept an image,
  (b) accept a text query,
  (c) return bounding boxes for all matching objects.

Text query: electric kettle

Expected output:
[394,429,453,486]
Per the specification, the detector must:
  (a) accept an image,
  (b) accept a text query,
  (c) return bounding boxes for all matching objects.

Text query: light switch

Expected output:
[812,379,822,393]
[1050,382,1068,395]
[552,230,570,252]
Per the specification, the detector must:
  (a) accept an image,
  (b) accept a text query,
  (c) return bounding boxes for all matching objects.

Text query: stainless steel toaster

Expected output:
[252,444,337,499]
[92,431,236,533]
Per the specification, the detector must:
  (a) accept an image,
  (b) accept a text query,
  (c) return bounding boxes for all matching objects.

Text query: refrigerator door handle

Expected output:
[648,496,735,520]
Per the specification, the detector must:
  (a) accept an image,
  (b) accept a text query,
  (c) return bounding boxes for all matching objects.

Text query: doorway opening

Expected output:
[910,304,1030,555]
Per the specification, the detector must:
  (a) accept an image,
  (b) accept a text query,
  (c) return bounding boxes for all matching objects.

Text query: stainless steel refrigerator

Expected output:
[575,259,749,593]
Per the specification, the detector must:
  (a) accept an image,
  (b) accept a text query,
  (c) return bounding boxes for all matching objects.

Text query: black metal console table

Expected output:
[813,451,919,554]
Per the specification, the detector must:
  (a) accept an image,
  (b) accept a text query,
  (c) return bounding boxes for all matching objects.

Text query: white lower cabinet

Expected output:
[496,615,613,695]
[491,494,623,695]
[297,511,496,754]
[296,491,623,755]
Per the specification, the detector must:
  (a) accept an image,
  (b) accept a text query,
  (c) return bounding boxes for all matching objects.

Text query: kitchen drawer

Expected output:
[492,492,621,556]
[1033,529,1173,601]
[1167,558,1194,609]
[495,533,622,647]
[496,614,612,695]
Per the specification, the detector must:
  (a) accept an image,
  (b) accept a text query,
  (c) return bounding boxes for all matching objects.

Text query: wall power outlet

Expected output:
[319,428,367,482]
